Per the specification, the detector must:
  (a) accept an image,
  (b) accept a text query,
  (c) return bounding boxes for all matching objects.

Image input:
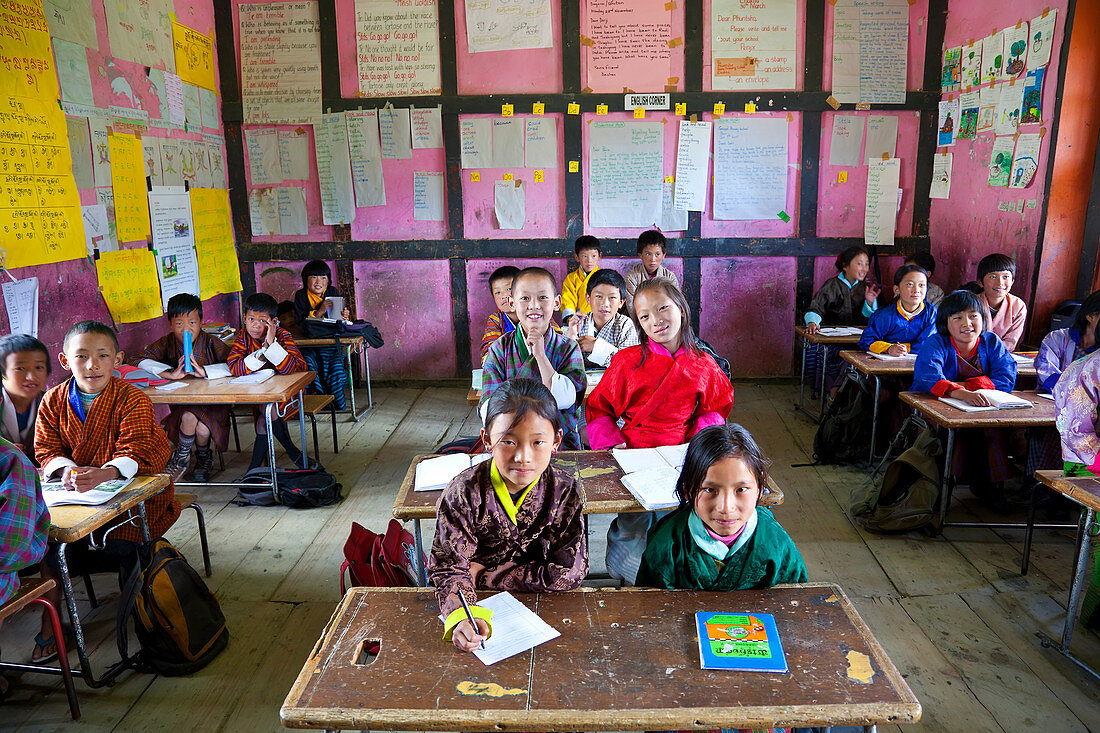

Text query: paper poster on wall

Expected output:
[929,153,952,199]
[829,115,865,167]
[411,107,443,149]
[832,0,908,105]
[524,117,557,169]
[465,0,552,53]
[492,118,525,169]
[413,171,445,221]
[864,157,900,245]
[207,141,226,189]
[585,0,673,94]
[712,117,788,221]
[993,82,1023,136]
[460,117,492,169]
[164,71,186,126]
[1001,23,1029,78]
[976,86,997,133]
[173,21,217,91]
[1009,132,1040,189]
[936,100,958,147]
[240,1,322,124]
[980,32,1003,85]
[1027,10,1057,70]
[587,120,664,227]
[148,187,199,310]
[494,180,526,229]
[279,129,311,179]
[956,91,979,140]
[89,117,112,188]
[1020,68,1044,125]
[160,140,183,187]
[379,107,413,160]
[277,186,309,234]
[142,136,163,186]
[81,204,111,254]
[53,39,94,107]
[673,120,711,212]
[346,110,386,207]
[987,136,1014,187]
[190,141,213,189]
[659,180,687,231]
[44,0,99,50]
[177,141,198,188]
[182,84,201,132]
[712,0,796,91]
[67,116,93,189]
[245,127,284,186]
[1,277,38,337]
[863,115,897,164]
[355,0,442,97]
[198,87,219,130]
[941,47,961,90]
[103,0,174,72]
[94,187,118,251]
[248,188,279,235]
[96,248,163,323]
[190,188,241,299]
[960,43,982,88]
[0,0,58,101]
[315,112,356,225]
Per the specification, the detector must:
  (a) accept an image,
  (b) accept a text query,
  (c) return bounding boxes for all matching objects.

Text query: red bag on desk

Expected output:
[340,520,422,591]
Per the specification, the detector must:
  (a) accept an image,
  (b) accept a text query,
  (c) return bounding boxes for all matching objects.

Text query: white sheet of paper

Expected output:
[659,180,688,231]
[149,187,200,310]
[1027,10,1056,70]
[460,117,492,169]
[199,86,219,129]
[1009,133,1041,189]
[89,117,112,188]
[865,158,901,246]
[587,120,664,227]
[674,120,711,212]
[379,107,412,159]
[469,592,560,666]
[864,115,897,164]
[346,110,386,207]
[245,127,284,186]
[142,136,163,186]
[492,118,525,169]
[413,171,445,221]
[471,369,483,389]
[464,0,553,53]
[93,187,118,251]
[248,188,279,235]
[994,82,1024,136]
[240,1,322,124]
[832,0,908,104]
[929,153,952,199]
[414,454,481,492]
[411,107,443,149]
[981,32,1004,84]
[612,444,687,473]
[231,369,276,385]
[81,204,110,255]
[1,278,39,338]
[278,129,311,179]
[524,117,557,169]
[155,380,188,391]
[494,180,526,229]
[182,83,201,131]
[315,112,356,225]
[828,114,865,167]
[621,467,682,511]
[164,71,185,126]
[712,117,788,220]
[711,0,797,91]
[277,186,309,234]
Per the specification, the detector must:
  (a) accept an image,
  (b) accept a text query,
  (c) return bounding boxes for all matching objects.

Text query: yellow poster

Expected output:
[173,21,217,91]
[0,0,58,101]
[0,95,84,268]
[191,188,242,299]
[109,132,151,243]
[96,248,163,323]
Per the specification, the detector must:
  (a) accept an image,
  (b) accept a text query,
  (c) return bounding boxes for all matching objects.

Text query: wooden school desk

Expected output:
[393,451,785,584]
[280,583,921,732]
[841,351,1039,466]
[45,475,170,687]
[794,325,862,422]
[292,335,373,419]
[468,370,604,406]
[142,371,315,501]
[1026,471,1100,682]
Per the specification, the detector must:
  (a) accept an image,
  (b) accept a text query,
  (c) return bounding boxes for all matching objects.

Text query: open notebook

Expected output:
[818,326,863,336]
[42,478,135,507]
[613,444,688,511]
[867,351,916,362]
[939,389,1032,412]
[414,454,492,492]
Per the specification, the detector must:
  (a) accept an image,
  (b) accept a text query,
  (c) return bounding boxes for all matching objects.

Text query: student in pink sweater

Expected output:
[978,253,1027,352]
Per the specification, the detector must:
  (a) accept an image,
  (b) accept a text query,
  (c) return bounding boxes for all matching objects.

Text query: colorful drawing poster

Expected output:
[980,32,1003,85]
[941,47,961,90]
[829,115,865,167]
[585,0,673,94]
[173,21,217,91]
[0,96,85,268]
[1020,68,1044,125]
[956,91,979,140]
[95,248,163,323]
[1009,133,1041,189]
[315,112,356,225]
[1027,10,1057,70]
[929,153,952,199]
[937,99,958,147]
[149,187,199,310]
[240,1,322,124]
[0,0,59,100]
[587,120,664,227]
[465,0,552,53]
[987,136,1014,187]
[160,140,183,187]
[976,86,997,133]
[832,0,909,105]
[1002,23,1029,78]
[712,117,788,221]
[865,157,900,245]
[355,0,442,97]
[103,0,174,71]
[993,82,1024,136]
[960,43,982,88]
[711,0,796,91]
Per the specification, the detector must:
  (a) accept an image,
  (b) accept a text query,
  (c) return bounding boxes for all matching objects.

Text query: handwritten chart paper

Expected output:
[346,110,386,207]
[929,153,952,199]
[279,129,310,179]
[172,21,216,91]
[355,0,442,97]
[712,117,787,221]
[587,121,663,227]
[315,112,355,225]
[411,107,443,149]
[524,117,557,169]
[240,2,322,124]
[2,277,38,337]
[465,0,552,53]
[829,115,865,167]
[96,248,162,323]
[43,0,99,50]
[0,96,85,268]
[245,127,284,186]
[103,0,174,72]
[832,0,908,105]
[584,0,672,94]
[673,120,710,212]
[191,188,242,300]
[248,188,278,235]
[108,132,150,243]
[864,157,900,245]
[277,186,309,234]
[864,115,897,164]
[711,0,796,91]
[413,171,445,221]
[492,118,525,168]
[149,188,199,310]
[659,180,687,231]
[379,107,412,159]
[460,118,492,168]
[1,0,59,101]
[494,180,525,229]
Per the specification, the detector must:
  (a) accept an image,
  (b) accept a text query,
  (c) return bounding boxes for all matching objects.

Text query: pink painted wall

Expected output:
[253,260,337,307]
[579,1,686,93]
[352,260,456,378]
[702,0,806,92]
[348,145,449,241]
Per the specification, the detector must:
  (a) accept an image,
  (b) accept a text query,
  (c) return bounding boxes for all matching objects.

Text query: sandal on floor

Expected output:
[31,632,59,665]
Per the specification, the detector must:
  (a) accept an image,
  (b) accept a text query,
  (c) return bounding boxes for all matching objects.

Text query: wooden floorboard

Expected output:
[2,384,1097,732]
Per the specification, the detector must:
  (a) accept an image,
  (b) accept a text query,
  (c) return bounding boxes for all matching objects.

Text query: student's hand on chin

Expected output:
[453,618,490,653]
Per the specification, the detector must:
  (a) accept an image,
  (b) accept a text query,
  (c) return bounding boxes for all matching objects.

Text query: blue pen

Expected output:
[183,330,193,373]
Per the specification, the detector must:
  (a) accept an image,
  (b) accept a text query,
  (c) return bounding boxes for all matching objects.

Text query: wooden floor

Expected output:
[2,383,1098,731]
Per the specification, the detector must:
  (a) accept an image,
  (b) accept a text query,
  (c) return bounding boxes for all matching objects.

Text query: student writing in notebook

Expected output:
[635,424,806,591]
[0,334,49,463]
[428,378,588,653]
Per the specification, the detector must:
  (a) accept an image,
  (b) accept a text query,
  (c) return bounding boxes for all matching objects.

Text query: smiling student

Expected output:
[0,335,50,461]
[293,260,352,410]
[977,253,1027,352]
[858,264,937,356]
[625,229,680,303]
[480,265,522,362]
[560,235,602,329]
[568,268,639,369]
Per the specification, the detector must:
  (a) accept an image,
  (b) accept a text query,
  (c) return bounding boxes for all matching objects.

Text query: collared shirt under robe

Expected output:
[858,300,937,354]
[427,460,588,621]
[1054,349,1100,471]
[982,292,1027,352]
[1036,327,1096,393]
[624,263,680,303]
[912,331,1016,396]
[228,327,307,376]
[560,267,597,318]
[35,377,180,543]
[575,312,640,369]
[0,437,49,604]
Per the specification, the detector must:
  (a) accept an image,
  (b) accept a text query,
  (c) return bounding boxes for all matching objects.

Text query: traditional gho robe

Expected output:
[427,460,588,635]
[858,300,938,354]
[982,292,1027,352]
[1036,327,1096,393]
[480,310,518,362]
[804,274,877,328]
[138,331,232,451]
[35,377,180,543]
[635,507,807,591]
[228,326,309,421]
[559,267,597,319]
[624,263,680,302]
[0,437,49,604]
[293,286,349,410]
[574,312,640,369]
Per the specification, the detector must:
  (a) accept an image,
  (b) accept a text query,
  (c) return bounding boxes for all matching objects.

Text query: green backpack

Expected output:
[850,427,943,533]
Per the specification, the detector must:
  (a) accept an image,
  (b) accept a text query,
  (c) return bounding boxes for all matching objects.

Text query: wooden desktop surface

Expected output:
[140,371,315,405]
[794,325,863,346]
[899,390,1054,429]
[280,584,920,731]
[841,350,1037,378]
[48,474,171,544]
[393,451,784,521]
[292,335,364,349]
[1034,470,1100,513]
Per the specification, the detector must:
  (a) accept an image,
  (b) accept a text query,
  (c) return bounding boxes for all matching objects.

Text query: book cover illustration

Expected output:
[695,611,789,673]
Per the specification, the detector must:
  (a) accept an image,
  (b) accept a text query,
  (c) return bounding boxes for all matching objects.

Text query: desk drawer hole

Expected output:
[355,639,380,665]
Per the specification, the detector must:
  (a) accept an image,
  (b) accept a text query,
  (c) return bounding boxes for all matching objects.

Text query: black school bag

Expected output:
[117,539,228,676]
[233,467,343,508]
[301,318,385,349]
[812,375,873,464]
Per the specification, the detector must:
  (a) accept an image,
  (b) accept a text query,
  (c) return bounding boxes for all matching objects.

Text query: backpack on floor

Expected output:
[850,427,943,533]
[116,539,228,676]
[340,520,422,591]
[812,375,873,465]
[437,436,485,455]
[233,467,343,508]
[695,336,733,384]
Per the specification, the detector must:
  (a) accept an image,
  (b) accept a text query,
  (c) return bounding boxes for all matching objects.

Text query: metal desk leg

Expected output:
[344,344,358,422]
[818,344,829,422]
[937,427,956,531]
[297,389,309,468]
[1022,480,1040,575]
[412,519,427,586]
[136,502,151,542]
[1037,507,1100,682]
[868,373,881,466]
[363,345,373,409]
[265,403,280,502]
[797,334,808,412]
